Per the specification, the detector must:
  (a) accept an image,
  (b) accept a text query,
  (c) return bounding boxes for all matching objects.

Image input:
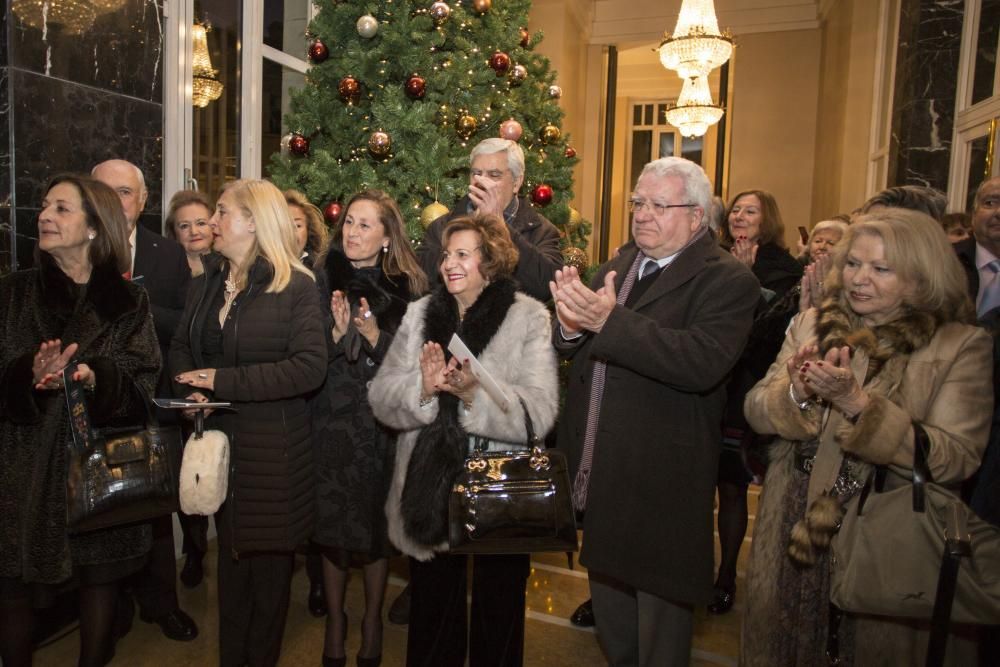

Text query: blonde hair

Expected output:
[221,179,313,292]
[824,209,973,324]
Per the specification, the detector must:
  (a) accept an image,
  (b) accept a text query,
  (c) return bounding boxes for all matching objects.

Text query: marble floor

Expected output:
[35,488,758,666]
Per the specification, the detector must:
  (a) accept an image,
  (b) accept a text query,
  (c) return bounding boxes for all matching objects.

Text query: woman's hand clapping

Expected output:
[418,343,480,406]
[32,339,79,391]
[795,345,870,419]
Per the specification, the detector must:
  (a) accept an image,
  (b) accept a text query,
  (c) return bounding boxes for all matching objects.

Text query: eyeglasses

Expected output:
[628,199,696,216]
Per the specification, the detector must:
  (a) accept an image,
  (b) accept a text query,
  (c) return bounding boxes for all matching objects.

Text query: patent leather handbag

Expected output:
[63,364,182,534]
[448,398,578,555]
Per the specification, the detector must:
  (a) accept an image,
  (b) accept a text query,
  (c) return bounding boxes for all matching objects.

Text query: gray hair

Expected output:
[470,138,525,181]
[638,157,713,227]
[91,158,147,195]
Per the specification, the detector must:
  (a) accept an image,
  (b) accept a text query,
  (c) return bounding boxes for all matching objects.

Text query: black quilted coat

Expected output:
[170,253,327,554]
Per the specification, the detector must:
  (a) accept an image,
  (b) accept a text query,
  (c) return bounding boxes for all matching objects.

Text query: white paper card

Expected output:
[447,333,511,413]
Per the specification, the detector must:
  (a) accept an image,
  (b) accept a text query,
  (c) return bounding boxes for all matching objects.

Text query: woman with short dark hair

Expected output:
[369,213,559,666]
[165,189,214,277]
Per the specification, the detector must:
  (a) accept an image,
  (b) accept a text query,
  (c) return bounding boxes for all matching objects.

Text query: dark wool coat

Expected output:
[417,195,562,302]
[0,255,160,584]
[170,254,327,554]
[311,249,414,556]
[555,232,759,605]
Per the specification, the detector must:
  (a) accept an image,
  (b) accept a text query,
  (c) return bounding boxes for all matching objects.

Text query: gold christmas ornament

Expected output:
[429,1,451,24]
[566,207,582,233]
[472,0,491,13]
[562,246,589,271]
[368,130,392,157]
[421,201,450,227]
[509,64,528,85]
[455,114,478,139]
[539,124,561,144]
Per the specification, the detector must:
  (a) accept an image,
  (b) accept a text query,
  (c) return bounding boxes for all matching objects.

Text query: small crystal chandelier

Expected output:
[665,75,724,138]
[191,21,224,108]
[658,0,733,80]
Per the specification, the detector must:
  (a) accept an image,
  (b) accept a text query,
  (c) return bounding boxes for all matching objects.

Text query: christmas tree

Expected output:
[267,0,590,264]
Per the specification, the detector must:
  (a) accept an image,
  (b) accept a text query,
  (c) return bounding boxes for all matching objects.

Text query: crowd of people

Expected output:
[1,140,998,667]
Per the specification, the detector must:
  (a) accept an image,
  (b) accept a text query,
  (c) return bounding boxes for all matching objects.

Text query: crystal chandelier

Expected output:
[11,0,98,35]
[665,75,724,138]
[191,22,224,108]
[658,0,733,80]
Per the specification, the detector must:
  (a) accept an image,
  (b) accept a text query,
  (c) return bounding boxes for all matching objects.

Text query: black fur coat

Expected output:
[0,254,160,585]
[311,248,414,554]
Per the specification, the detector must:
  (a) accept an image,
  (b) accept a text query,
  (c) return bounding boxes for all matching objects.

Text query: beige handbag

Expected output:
[178,428,230,516]
[830,424,1000,625]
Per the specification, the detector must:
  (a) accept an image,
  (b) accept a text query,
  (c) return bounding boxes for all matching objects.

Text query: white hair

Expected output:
[91,159,147,195]
[809,219,849,241]
[470,138,525,181]
[638,157,713,227]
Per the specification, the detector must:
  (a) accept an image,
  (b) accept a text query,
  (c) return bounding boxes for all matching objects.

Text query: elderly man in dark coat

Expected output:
[418,137,562,302]
[551,156,759,666]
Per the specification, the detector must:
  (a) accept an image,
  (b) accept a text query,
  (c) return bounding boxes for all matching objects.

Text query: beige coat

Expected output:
[742,308,992,666]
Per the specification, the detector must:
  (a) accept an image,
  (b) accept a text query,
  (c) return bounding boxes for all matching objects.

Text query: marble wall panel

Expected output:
[887,0,964,192]
[13,207,38,270]
[11,68,163,219]
[1,63,10,274]
[8,0,163,102]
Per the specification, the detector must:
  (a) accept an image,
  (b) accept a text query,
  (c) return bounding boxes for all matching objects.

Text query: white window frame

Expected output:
[163,0,315,209]
[866,0,900,199]
[947,0,1000,211]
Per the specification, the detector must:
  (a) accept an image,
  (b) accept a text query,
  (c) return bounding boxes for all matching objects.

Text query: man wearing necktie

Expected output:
[550,157,759,666]
[955,175,1000,665]
[92,159,197,643]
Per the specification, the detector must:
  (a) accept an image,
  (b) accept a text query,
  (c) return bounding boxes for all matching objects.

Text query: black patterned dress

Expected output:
[311,248,414,564]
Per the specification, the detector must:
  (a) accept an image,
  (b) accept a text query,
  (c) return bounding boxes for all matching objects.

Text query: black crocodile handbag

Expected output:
[63,364,182,534]
[448,398,578,555]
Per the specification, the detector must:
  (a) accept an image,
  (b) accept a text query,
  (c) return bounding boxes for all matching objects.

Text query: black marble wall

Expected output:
[1,0,164,274]
[886,0,964,192]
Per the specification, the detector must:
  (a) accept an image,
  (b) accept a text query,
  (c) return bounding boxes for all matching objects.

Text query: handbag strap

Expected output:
[912,422,933,513]
[519,396,539,446]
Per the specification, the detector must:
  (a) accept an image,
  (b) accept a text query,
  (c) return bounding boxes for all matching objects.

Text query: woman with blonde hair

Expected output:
[741,208,991,665]
[284,189,330,269]
[171,179,328,667]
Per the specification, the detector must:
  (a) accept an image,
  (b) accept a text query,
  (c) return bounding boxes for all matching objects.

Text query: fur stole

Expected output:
[320,247,411,335]
[399,278,518,548]
[38,252,139,326]
[789,299,940,566]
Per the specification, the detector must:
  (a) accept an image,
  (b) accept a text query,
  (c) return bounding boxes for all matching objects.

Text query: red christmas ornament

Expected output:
[323,201,343,224]
[564,146,577,159]
[404,74,426,100]
[531,184,553,206]
[489,51,511,77]
[308,39,329,63]
[338,76,361,103]
[289,134,310,156]
[519,27,529,48]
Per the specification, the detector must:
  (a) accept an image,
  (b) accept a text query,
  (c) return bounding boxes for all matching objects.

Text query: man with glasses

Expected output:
[550,157,759,666]
[417,138,562,301]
